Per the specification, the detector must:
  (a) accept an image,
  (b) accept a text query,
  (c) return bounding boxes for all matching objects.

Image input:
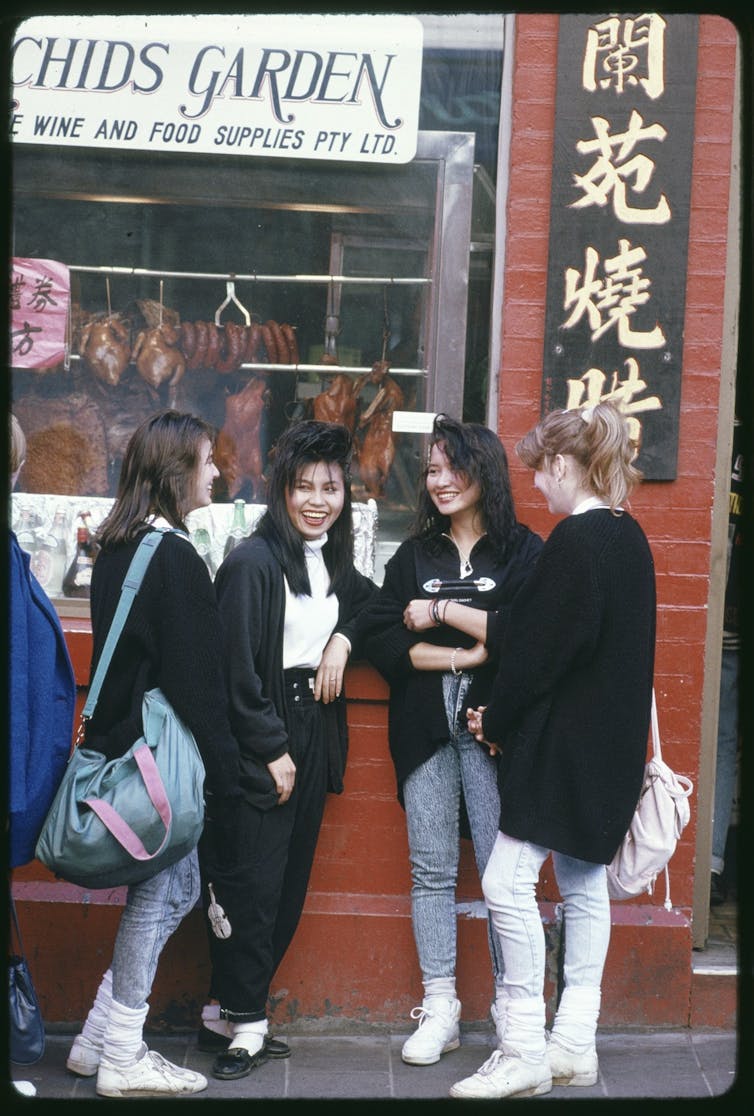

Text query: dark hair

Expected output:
[97,410,215,548]
[255,420,354,595]
[411,414,518,555]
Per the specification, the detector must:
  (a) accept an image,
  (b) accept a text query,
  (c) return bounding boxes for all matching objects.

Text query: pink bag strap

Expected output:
[84,745,172,861]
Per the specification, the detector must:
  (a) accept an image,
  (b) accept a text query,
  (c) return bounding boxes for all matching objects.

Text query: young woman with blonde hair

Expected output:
[452,402,656,1100]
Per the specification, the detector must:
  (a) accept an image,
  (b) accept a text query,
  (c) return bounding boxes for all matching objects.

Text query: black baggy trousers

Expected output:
[199,669,330,1022]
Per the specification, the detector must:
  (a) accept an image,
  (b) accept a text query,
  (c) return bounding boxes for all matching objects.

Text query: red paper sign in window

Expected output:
[10,257,70,369]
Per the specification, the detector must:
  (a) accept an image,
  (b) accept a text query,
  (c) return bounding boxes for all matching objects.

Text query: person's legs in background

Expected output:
[711,646,740,905]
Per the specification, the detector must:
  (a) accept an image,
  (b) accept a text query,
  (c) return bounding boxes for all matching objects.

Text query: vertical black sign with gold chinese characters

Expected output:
[542,13,698,479]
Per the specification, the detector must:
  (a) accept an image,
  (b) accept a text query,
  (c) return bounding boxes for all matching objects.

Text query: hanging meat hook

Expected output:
[215,278,251,326]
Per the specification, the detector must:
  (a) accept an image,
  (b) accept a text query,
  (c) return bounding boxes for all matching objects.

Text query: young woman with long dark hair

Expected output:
[200,419,376,1081]
[65,410,242,1098]
[358,415,542,1067]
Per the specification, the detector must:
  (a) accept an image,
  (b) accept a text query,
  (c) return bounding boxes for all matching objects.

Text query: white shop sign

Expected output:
[10,14,423,164]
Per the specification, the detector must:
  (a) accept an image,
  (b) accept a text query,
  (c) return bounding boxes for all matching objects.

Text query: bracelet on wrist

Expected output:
[450,647,463,676]
[430,598,442,626]
[441,599,450,623]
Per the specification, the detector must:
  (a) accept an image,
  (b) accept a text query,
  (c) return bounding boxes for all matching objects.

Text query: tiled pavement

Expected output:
[8,1025,740,1102]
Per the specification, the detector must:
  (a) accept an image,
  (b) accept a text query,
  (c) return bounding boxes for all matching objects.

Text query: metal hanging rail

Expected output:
[67,263,429,377]
[68,264,432,287]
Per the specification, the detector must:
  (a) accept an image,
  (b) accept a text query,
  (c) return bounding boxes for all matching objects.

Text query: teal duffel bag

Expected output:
[35,531,205,890]
[35,687,205,890]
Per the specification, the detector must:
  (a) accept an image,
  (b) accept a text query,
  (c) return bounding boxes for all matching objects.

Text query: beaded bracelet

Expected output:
[450,647,463,676]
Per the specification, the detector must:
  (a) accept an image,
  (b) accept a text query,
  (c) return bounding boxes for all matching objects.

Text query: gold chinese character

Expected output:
[582,14,666,99]
[563,240,666,349]
[572,110,670,224]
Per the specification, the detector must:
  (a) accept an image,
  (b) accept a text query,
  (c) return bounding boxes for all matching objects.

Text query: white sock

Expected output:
[423,977,457,1005]
[550,985,601,1053]
[501,996,547,1063]
[230,1018,268,1056]
[80,969,113,1048]
[201,1003,231,1038]
[100,999,149,1069]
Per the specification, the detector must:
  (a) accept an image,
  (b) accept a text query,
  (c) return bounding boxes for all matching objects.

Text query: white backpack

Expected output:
[606,691,693,911]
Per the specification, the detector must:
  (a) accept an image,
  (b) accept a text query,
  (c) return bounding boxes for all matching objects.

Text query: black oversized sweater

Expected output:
[359,526,543,802]
[86,529,241,800]
[214,534,377,808]
[481,508,657,864]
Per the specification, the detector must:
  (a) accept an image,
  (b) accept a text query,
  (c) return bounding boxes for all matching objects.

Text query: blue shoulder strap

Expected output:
[82,530,171,720]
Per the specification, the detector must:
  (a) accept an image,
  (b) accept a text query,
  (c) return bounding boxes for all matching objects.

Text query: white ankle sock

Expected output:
[423,977,457,1003]
[230,1019,268,1056]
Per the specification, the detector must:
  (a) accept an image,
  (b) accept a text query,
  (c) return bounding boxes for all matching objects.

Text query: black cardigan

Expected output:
[86,529,241,800]
[359,526,543,803]
[214,534,377,808]
[482,508,657,864]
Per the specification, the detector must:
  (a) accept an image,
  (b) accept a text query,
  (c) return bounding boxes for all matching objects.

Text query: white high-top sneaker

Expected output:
[97,1047,208,1098]
[548,984,600,1086]
[66,1034,101,1077]
[547,1036,599,1086]
[401,996,462,1065]
[450,1050,552,1099]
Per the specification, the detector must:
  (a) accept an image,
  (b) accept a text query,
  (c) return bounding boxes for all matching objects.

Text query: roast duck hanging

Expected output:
[79,315,132,386]
[355,360,405,498]
[214,375,271,501]
[131,321,186,394]
[313,373,357,432]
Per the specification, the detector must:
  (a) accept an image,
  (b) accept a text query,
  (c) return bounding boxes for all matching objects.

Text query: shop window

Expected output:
[10,14,504,593]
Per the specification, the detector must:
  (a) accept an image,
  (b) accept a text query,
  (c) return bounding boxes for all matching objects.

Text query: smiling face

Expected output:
[285,459,346,540]
[187,436,219,514]
[425,441,482,521]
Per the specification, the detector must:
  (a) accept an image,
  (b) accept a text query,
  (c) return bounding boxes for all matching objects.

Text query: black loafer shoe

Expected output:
[264,1034,291,1059]
[197,1024,231,1053]
[212,1045,269,1081]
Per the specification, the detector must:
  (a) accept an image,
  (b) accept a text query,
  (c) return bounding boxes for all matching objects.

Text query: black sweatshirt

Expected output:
[358,526,543,802]
[482,508,657,864]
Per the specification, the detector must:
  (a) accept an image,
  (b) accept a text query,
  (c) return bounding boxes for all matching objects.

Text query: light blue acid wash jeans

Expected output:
[482,831,611,999]
[403,671,505,994]
[110,849,200,1009]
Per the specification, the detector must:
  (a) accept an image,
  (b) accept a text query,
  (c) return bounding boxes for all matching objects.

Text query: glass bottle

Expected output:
[46,508,70,597]
[223,499,247,558]
[30,519,58,591]
[15,506,37,556]
[191,526,216,578]
[63,525,96,598]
